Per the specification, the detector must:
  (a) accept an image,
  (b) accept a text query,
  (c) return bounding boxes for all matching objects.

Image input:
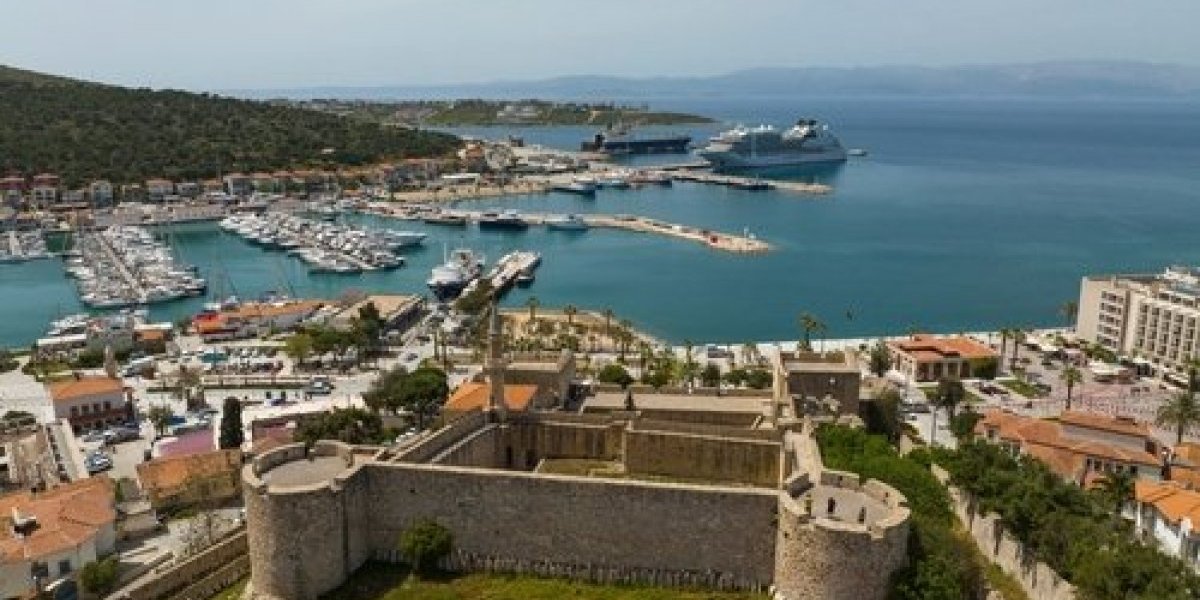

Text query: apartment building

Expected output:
[1077,266,1200,386]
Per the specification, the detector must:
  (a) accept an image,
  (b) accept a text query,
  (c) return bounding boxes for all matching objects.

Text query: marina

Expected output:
[64,226,206,308]
[0,230,50,262]
[220,213,416,274]
[462,250,543,299]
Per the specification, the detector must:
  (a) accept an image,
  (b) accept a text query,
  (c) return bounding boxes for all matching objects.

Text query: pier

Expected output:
[363,206,770,254]
[91,230,147,299]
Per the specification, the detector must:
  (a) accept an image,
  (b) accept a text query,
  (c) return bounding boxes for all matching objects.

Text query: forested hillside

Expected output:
[0,65,459,187]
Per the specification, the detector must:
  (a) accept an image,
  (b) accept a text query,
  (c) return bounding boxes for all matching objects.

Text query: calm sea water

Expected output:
[3,97,1198,347]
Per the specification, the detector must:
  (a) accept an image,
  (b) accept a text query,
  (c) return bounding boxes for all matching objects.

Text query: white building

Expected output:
[1077,266,1200,386]
[1132,480,1200,571]
[88,180,114,206]
[0,477,116,598]
[46,376,130,434]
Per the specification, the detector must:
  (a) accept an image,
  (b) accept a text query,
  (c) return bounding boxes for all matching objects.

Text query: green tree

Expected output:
[219,396,244,450]
[1156,390,1200,445]
[868,339,892,377]
[0,349,17,373]
[1094,470,1134,516]
[296,407,386,446]
[700,363,722,388]
[79,557,119,595]
[284,332,314,369]
[797,311,825,351]
[745,368,772,389]
[681,340,698,386]
[563,304,577,327]
[398,519,453,576]
[147,405,174,437]
[930,378,965,446]
[1061,365,1083,411]
[863,387,902,442]
[601,307,615,340]
[597,364,633,387]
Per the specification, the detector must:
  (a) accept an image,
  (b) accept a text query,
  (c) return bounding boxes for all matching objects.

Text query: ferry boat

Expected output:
[552,177,597,196]
[477,210,529,230]
[427,248,485,300]
[580,125,691,155]
[697,118,847,170]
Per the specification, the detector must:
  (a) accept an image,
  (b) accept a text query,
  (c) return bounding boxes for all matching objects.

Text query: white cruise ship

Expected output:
[697,118,847,170]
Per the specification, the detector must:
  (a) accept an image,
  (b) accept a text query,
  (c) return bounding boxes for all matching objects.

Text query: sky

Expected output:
[2,0,1198,91]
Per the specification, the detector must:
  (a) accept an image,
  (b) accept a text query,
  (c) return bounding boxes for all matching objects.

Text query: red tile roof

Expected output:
[890,335,998,361]
[0,477,115,562]
[47,376,125,403]
[445,382,537,414]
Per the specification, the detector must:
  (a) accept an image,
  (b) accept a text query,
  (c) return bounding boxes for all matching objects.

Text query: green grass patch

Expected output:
[320,562,764,600]
[919,386,985,404]
[209,577,248,600]
[999,379,1041,398]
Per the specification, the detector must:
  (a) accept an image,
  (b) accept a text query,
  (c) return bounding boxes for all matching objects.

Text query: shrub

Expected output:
[398,519,453,575]
[596,364,633,387]
[79,557,119,594]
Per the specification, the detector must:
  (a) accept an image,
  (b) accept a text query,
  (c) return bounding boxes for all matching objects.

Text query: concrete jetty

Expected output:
[363,205,770,254]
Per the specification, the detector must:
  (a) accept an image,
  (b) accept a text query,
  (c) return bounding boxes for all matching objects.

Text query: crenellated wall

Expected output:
[771,427,911,600]
[244,417,909,600]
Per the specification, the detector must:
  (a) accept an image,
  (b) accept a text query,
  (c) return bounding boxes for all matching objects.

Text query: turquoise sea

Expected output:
[2,97,1198,347]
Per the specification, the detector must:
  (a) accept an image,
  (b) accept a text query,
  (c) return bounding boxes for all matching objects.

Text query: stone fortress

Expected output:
[242,309,910,599]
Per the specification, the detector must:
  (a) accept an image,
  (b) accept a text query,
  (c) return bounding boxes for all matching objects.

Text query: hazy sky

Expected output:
[2,0,1197,90]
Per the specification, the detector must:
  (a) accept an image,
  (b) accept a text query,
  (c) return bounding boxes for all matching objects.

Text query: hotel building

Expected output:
[1077,266,1200,386]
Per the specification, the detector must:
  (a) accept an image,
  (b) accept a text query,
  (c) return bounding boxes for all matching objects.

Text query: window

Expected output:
[58,559,71,576]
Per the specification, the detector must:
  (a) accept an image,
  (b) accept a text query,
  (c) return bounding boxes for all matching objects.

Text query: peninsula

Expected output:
[278,98,714,127]
[0,65,460,187]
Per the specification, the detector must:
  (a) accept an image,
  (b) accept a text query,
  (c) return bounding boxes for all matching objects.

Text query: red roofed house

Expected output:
[443,382,538,421]
[975,409,1164,487]
[0,476,116,598]
[1133,480,1200,570]
[191,300,324,342]
[136,449,242,512]
[47,376,132,434]
[888,334,999,382]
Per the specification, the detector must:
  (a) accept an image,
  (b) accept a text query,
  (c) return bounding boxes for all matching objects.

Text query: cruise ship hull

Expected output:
[697,148,848,170]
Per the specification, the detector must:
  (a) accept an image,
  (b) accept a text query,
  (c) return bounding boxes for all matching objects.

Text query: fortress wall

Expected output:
[363,463,779,589]
[774,494,909,600]
[638,409,760,427]
[245,478,350,599]
[244,442,369,600]
[432,424,502,467]
[393,410,487,463]
[623,429,781,487]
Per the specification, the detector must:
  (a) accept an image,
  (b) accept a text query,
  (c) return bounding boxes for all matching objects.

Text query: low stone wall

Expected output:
[632,417,780,441]
[112,528,248,600]
[933,465,1076,600]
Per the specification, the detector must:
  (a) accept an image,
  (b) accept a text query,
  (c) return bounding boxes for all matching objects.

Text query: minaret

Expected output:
[485,302,508,421]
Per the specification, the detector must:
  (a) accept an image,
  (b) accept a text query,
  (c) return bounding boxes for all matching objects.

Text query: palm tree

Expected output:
[1095,470,1134,516]
[1060,301,1079,331]
[998,328,1011,359]
[1061,366,1083,411]
[798,312,826,351]
[1157,390,1200,445]
[564,304,578,327]
[1010,329,1026,370]
[1186,357,1200,395]
[525,296,539,322]
[930,377,966,446]
[740,342,758,367]
[602,308,615,340]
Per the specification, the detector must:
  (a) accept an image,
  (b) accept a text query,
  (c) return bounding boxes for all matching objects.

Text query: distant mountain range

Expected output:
[229,61,1200,101]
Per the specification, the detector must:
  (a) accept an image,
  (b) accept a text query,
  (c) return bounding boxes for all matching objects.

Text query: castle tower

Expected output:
[485,302,508,421]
